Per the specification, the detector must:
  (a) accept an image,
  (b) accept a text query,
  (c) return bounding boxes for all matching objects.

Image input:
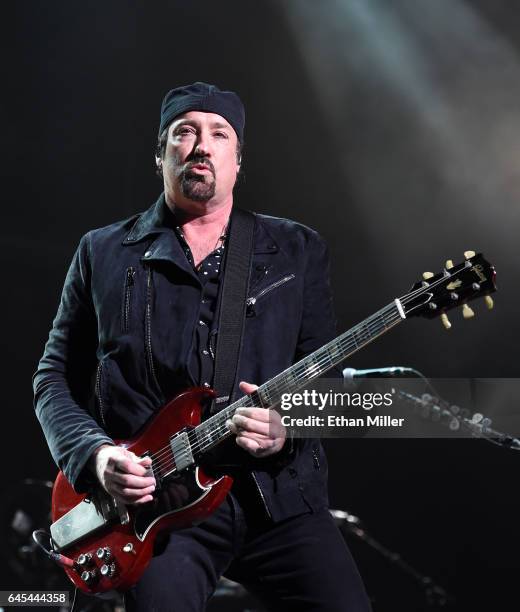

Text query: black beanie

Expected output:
[159,82,245,143]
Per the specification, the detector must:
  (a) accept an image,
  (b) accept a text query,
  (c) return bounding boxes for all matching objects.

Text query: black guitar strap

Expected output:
[211,207,256,412]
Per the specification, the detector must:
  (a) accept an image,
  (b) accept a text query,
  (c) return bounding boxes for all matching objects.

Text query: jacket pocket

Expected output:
[121,266,136,333]
[246,274,295,317]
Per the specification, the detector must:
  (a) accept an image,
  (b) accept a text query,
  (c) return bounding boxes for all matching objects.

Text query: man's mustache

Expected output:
[184,156,215,177]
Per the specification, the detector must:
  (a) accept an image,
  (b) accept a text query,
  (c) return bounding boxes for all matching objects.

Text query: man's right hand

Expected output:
[90,444,156,505]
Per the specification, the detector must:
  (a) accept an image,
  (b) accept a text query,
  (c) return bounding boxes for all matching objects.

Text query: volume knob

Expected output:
[96,546,111,561]
[100,563,116,578]
[81,569,97,583]
[76,553,92,566]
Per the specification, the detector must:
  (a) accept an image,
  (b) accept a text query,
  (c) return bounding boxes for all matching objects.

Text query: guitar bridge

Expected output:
[50,492,118,551]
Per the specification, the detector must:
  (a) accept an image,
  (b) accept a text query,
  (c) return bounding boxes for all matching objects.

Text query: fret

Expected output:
[302,355,321,380]
[282,370,297,388]
[353,327,364,347]
[383,306,397,327]
[196,422,221,450]
[325,343,341,363]
[257,388,270,407]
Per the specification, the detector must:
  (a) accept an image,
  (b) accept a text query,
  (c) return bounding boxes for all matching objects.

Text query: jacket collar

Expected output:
[122,193,279,271]
[123,193,172,244]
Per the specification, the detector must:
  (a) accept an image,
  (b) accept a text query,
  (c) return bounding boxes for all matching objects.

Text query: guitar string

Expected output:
[197,263,478,439]
[147,301,399,466]
[148,294,428,474]
[149,287,436,474]
[150,305,404,474]
[148,314,400,475]
[148,269,477,475]
[147,296,408,471]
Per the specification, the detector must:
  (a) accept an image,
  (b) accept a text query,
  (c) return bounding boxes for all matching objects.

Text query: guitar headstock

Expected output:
[400,251,496,327]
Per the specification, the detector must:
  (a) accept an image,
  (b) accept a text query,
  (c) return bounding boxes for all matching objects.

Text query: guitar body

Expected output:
[51,388,232,594]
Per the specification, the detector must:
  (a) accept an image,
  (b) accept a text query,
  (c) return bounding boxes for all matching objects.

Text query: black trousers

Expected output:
[125,493,371,612]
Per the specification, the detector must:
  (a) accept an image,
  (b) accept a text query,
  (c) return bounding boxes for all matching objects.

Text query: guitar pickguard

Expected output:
[133,466,212,541]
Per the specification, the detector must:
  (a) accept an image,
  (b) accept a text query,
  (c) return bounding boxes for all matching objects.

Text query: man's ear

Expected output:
[155,155,163,177]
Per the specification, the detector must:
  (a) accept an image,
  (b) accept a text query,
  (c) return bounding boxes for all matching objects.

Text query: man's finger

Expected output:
[119,484,156,498]
[132,495,154,505]
[135,455,152,467]
[111,472,156,489]
[110,484,155,504]
[235,435,262,454]
[232,414,270,436]
[114,491,154,506]
[239,380,259,395]
[114,458,152,477]
[235,407,271,421]
[237,431,277,447]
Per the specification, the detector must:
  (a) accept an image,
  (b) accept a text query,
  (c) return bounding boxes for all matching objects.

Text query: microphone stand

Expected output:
[330,510,454,608]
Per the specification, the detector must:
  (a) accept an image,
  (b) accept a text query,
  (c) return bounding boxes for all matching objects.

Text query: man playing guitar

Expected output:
[34,82,371,611]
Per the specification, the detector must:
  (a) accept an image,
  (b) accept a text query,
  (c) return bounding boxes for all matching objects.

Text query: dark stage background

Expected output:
[4,1,519,610]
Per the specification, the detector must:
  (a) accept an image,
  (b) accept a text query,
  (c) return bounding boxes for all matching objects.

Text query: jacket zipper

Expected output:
[312,447,321,470]
[95,361,107,428]
[121,266,135,333]
[145,266,164,401]
[251,471,273,520]
[246,274,295,309]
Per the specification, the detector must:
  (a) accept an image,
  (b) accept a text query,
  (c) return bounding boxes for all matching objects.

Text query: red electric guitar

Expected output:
[50,251,496,594]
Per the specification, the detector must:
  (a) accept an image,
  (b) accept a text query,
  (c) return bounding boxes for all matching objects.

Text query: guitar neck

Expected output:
[194,298,405,453]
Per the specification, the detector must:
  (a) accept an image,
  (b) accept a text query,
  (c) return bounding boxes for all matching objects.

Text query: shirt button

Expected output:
[203,382,210,388]
[199,320,206,326]
[202,350,209,355]
[144,250,152,257]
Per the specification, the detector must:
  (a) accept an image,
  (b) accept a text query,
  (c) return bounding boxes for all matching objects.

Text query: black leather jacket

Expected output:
[33,194,340,522]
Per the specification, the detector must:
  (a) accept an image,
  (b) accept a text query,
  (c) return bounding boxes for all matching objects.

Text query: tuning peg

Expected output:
[485,295,494,310]
[422,272,434,280]
[464,250,476,260]
[445,260,454,269]
[462,304,475,319]
[440,313,451,330]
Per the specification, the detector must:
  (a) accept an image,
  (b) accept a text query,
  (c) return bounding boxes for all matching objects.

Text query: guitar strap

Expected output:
[211,207,256,412]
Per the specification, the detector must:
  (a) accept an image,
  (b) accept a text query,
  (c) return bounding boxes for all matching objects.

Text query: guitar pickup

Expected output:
[169,431,194,472]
